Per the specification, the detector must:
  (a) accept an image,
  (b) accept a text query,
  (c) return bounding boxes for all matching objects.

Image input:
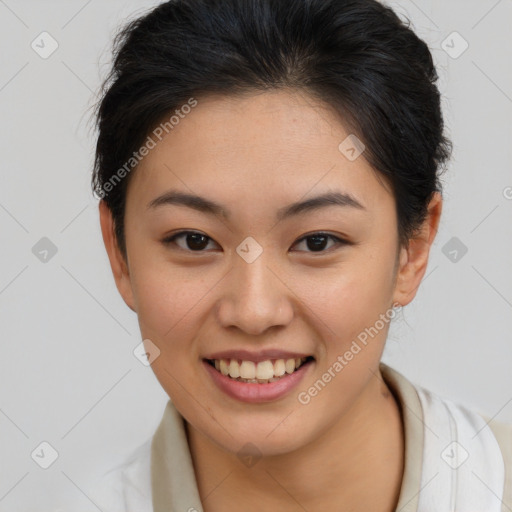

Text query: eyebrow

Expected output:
[147,189,366,221]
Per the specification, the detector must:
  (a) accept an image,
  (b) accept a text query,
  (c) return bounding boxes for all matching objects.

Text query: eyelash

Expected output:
[161,230,350,254]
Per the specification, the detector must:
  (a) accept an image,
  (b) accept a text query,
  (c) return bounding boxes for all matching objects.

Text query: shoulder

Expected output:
[485,416,512,510]
[416,383,512,509]
[414,381,512,510]
[415,383,512,511]
[381,363,512,511]
[90,438,153,512]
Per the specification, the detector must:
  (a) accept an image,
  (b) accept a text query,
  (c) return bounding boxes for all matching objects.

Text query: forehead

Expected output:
[126,89,393,217]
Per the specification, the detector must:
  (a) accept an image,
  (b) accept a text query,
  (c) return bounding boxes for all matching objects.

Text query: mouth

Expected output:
[203,356,315,384]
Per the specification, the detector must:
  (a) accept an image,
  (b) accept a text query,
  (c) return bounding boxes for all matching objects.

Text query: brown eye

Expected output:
[162,230,350,254]
[292,232,349,253]
[162,231,218,251]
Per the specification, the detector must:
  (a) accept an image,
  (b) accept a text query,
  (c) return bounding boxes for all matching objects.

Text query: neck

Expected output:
[186,367,405,512]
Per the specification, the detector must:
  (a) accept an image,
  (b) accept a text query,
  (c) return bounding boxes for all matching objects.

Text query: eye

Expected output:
[162,230,219,252]
[162,230,350,254]
[291,232,349,253]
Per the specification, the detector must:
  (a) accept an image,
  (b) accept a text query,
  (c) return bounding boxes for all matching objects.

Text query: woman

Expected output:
[91,0,511,510]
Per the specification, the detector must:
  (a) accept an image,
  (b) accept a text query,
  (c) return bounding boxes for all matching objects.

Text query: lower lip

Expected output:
[202,359,314,403]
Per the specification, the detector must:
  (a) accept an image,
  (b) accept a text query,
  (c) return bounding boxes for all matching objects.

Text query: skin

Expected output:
[99,89,442,511]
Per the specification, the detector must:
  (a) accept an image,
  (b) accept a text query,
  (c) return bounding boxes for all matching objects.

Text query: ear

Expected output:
[98,200,136,312]
[392,191,442,307]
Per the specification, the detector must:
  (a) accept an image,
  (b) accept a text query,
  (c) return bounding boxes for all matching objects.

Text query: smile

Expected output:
[205,356,314,384]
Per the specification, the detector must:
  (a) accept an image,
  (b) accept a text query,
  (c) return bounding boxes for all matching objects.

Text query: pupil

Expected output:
[307,235,327,251]
[186,234,328,251]
[188,233,208,250]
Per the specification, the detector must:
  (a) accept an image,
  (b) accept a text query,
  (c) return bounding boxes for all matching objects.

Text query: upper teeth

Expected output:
[213,357,307,380]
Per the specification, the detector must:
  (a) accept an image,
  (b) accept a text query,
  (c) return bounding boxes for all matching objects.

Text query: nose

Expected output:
[215,251,294,335]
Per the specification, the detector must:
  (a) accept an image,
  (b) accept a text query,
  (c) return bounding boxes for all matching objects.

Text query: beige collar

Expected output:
[151,362,424,512]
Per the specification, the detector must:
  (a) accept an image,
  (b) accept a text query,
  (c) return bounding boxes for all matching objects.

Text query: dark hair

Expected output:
[92,0,452,258]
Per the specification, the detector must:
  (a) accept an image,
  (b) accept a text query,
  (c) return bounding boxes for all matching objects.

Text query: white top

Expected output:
[92,438,153,509]
[90,363,512,512]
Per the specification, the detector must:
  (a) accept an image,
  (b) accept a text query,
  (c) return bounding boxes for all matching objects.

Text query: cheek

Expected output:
[297,258,396,409]
[293,248,396,337]
[131,264,206,399]
[129,258,208,347]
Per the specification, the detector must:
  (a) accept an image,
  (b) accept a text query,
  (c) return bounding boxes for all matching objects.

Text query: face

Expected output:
[100,89,438,457]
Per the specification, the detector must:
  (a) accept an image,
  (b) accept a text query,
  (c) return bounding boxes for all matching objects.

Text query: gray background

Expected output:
[0,0,511,509]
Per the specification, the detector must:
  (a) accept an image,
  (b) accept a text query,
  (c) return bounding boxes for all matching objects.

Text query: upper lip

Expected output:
[203,349,314,363]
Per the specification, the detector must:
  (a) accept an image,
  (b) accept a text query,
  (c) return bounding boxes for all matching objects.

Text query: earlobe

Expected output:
[98,200,136,312]
[392,191,443,307]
